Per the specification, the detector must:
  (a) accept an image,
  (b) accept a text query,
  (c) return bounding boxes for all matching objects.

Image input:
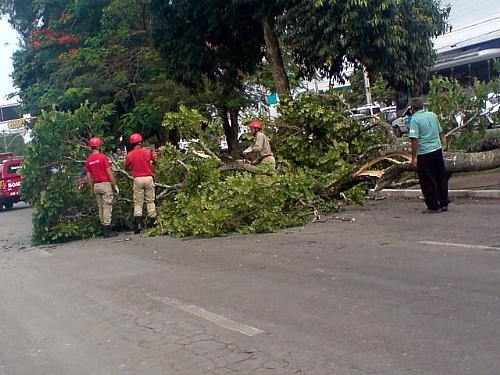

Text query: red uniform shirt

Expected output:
[125,147,156,178]
[85,152,111,183]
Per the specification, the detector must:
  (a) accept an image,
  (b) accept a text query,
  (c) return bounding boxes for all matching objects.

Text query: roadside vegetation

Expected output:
[1,0,499,244]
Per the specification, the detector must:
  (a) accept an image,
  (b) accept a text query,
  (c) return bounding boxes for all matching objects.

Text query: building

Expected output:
[0,103,33,146]
[0,102,23,135]
[432,14,500,84]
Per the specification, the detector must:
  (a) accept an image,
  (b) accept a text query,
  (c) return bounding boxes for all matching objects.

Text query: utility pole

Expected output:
[363,66,372,105]
[2,131,7,153]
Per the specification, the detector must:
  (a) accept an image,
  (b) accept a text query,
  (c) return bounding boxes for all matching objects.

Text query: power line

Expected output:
[451,15,500,32]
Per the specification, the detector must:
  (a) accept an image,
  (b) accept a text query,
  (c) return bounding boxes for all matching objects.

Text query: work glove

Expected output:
[243,147,252,155]
[114,186,120,196]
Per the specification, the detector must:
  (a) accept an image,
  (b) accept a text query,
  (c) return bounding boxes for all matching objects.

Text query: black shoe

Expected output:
[102,225,118,238]
[440,206,448,212]
[146,217,157,229]
[133,217,142,234]
[422,208,441,214]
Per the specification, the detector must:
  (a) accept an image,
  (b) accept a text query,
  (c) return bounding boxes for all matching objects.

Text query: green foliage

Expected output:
[8,0,191,143]
[150,0,264,89]
[494,58,500,74]
[148,93,378,238]
[425,76,472,134]
[20,94,384,243]
[448,129,500,152]
[274,93,385,172]
[1,134,25,155]
[5,0,426,243]
[21,104,133,244]
[282,0,449,91]
[426,76,500,135]
[153,163,330,238]
[162,105,208,139]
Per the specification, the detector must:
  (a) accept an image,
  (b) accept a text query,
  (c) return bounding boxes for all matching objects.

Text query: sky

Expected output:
[0,16,19,105]
[0,1,499,105]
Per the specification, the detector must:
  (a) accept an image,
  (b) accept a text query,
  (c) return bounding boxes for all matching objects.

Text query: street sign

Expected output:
[5,118,26,129]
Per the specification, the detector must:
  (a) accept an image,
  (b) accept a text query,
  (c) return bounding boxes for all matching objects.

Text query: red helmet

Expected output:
[129,133,143,144]
[249,120,262,129]
[88,137,103,148]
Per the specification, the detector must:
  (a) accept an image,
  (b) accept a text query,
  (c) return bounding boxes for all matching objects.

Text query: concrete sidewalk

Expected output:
[370,169,500,199]
[370,188,500,199]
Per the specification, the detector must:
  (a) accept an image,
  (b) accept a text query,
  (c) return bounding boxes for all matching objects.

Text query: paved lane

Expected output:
[0,199,499,374]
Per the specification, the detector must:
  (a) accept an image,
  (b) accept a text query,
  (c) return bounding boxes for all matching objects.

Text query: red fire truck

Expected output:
[0,152,24,210]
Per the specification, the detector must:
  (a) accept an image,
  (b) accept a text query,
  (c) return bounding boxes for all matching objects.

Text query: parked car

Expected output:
[483,92,499,129]
[0,153,24,210]
[349,104,382,129]
[381,106,398,123]
[350,104,382,118]
[391,106,412,137]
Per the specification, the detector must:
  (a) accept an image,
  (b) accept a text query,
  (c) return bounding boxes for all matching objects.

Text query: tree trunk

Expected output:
[158,126,180,147]
[375,149,500,191]
[220,107,239,158]
[467,137,500,152]
[319,148,500,199]
[228,108,240,157]
[262,15,290,96]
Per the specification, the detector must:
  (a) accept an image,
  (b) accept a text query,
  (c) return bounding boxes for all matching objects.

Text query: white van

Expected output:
[349,104,382,129]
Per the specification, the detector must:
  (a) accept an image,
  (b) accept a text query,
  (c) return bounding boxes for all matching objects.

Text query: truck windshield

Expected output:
[7,163,22,175]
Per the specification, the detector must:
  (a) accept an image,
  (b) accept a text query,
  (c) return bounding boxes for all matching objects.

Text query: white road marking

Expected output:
[146,293,264,337]
[38,249,53,256]
[419,241,500,252]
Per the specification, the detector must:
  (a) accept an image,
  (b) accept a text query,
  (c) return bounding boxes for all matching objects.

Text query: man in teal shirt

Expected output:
[409,97,449,213]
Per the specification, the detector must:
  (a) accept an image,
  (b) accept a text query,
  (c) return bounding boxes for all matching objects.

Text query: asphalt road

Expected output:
[0,199,499,375]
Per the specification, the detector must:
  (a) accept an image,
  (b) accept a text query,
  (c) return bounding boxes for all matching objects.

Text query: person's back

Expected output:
[86,152,111,182]
[125,147,155,178]
[409,110,442,155]
[125,134,157,234]
[408,98,448,213]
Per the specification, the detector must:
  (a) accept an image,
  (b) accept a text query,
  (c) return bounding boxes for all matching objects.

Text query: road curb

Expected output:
[369,189,500,199]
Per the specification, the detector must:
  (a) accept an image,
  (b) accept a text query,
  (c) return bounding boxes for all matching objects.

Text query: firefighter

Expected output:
[243,120,276,166]
[86,137,119,238]
[125,133,157,234]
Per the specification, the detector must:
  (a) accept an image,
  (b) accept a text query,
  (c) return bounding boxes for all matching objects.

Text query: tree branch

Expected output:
[219,162,273,176]
[189,139,221,163]
[63,156,85,164]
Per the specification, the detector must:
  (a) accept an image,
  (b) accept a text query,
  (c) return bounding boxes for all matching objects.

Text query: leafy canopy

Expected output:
[150,0,264,90]
[282,0,449,91]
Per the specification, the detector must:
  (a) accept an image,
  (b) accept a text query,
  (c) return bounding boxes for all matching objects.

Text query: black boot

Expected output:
[102,225,118,238]
[146,216,157,229]
[133,216,142,234]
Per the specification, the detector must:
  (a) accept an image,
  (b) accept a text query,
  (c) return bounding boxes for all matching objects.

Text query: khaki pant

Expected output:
[133,176,156,218]
[94,182,113,226]
[260,155,276,166]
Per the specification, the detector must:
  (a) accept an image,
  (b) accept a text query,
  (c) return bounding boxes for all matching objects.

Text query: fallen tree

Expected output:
[375,147,500,191]
[467,137,500,153]
[22,98,500,244]
[319,138,500,198]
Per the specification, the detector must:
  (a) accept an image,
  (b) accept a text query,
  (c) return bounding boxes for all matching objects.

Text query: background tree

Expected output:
[343,69,396,108]
[6,0,190,144]
[19,104,136,244]
[232,0,301,95]
[282,0,449,92]
[150,0,266,155]
[426,76,500,139]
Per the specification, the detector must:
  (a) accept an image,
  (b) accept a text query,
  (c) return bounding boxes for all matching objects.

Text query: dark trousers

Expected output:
[417,149,449,210]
